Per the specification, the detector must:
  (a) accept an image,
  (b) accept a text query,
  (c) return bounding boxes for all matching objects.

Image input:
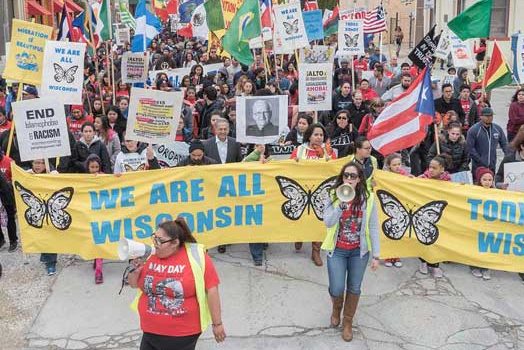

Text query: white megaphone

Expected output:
[118,238,156,260]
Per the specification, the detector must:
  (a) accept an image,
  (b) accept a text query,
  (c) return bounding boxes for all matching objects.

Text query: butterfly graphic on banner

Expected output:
[53,63,78,84]
[344,33,359,48]
[376,190,447,245]
[283,19,299,35]
[275,176,336,221]
[14,182,74,230]
[124,163,147,172]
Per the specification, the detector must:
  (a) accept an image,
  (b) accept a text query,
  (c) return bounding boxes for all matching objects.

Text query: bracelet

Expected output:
[212,322,223,327]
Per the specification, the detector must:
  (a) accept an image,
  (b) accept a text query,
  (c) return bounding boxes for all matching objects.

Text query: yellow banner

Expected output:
[375,171,524,273]
[13,163,524,272]
[3,20,53,85]
[12,160,344,260]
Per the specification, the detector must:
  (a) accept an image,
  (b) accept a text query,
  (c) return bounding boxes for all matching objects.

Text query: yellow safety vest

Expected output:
[321,193,375,252]
[130,243,212,332]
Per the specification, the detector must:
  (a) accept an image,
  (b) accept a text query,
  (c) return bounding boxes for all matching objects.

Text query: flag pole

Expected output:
[108,0,117,106]
[86,1,106,115]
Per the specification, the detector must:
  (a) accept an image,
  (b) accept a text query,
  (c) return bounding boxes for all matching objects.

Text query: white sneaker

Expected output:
[419,262,428,275]
[394,261,403,268]
[482,270,491,280]
[431,267,444,278]
[471,268,483,278]
[384,261,393,267]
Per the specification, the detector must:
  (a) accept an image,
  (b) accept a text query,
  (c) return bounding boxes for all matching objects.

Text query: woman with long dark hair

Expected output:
[128,218,226,350]
[322,161,380,342]
[507,88,524,142]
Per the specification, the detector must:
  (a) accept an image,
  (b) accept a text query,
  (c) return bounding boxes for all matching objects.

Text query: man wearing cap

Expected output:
[466,107,510,179]
[177,140,218,166]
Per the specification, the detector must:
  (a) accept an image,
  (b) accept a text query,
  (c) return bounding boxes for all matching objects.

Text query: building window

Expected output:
[490,0,509,38]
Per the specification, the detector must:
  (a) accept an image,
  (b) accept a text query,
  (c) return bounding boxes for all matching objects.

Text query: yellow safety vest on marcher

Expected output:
[130,243,212,332]
[321,193,375,252]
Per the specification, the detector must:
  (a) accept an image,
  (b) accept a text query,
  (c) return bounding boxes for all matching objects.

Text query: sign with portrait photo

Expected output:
[126,87,183,144]
[236,95,289,144]
[449,31,476,69]
[12,97,71,161]
[40,41,86,104]
[300,45,335,64]
[298,63,333,112]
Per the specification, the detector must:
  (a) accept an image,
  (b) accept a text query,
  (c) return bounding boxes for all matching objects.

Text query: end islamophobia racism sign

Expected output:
[40,41,86,104]
[12,97,71,162]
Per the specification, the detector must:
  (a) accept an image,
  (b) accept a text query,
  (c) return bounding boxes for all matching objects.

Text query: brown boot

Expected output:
[342,293,360,342]
[330,295,344,327]
[294,242,303,251]
[311,242,323,266]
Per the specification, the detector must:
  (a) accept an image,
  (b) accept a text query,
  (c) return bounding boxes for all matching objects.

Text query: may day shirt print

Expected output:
[137,249,219,336]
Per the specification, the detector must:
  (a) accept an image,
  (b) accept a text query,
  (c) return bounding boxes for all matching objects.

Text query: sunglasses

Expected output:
[337,116,348,120]
[151,234,175,246]
[343,172,359,180]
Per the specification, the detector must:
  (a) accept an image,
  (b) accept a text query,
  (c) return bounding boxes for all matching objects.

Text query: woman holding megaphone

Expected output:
[128,218,226,350]
[321,161,380,342]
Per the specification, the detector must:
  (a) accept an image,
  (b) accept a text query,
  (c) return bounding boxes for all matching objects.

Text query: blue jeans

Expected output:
[327,247,369,297]
[249,243,264,263]
[40,253,57,268]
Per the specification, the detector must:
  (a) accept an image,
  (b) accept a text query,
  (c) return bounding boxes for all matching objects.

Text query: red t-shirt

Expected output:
[67,115,94,141]
[0,155,12,182]
[460,99,471,114]
[137,249,219,337]
[0,121,12,135]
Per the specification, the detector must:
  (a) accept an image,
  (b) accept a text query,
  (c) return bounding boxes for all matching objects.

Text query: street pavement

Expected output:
[2,65,523,349]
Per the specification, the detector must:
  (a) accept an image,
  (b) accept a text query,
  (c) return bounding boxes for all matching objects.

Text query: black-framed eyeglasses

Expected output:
[151,235,175,246]
[343,172,359,180]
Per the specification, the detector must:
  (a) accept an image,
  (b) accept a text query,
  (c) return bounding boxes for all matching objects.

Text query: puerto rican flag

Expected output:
[57,3,74,41]
[368,67,435,156]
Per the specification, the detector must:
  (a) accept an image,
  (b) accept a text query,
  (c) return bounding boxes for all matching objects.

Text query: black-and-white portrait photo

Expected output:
[246,99,279,137]
[236,95,288,144]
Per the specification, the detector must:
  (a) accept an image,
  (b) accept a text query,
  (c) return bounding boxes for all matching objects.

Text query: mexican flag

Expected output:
[177,0,224,39]
[483,41,514,91]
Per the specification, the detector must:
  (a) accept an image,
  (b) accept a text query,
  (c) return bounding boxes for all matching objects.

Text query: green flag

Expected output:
[204,0,225,32]
[447,0,492,41]
[99,0,112,41]
[221,0,261,65]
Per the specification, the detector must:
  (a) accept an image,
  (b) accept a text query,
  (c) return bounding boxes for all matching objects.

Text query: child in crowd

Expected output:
[469,167,493,280]
[382,153,413,268]
[85,154,105,284]
[418,155,451,278]
[26,159,59,275]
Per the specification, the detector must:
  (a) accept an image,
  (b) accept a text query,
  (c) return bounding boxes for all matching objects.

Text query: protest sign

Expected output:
[148,67,191,88]
[449,31,476,69]
[126,88,183,144]
[374,170,524,273]
[434,27,451,60]
[267,144,296,160]
[236,95,288,144]
[302,10,324,42]
[298,63,333,111]
[203,63,223,76]
[13,164,524,272]
[115,27,130,46]
[408,25,437,69]
[300,45,335,63]
[153,141,190,168]
[339,9,367,20]
[3,20,53,85]
[121,52,149,84]
[40,41,86,105]
[273,3,309,51]
[11,97,71,161]
[249,36,264,49]
[504,162,524,192]
[338,20,365,56]
[512,33,524,84]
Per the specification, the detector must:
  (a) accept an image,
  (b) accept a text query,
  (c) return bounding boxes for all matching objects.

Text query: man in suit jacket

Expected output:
[203,118,243,164]
[203,118,243,253]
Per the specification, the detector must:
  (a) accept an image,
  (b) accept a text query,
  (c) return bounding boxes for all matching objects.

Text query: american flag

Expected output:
[364,6,387,34]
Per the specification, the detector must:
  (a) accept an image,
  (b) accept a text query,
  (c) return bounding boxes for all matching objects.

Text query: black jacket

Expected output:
[434,97,466,123]
[428,134,469,173]
[73,137,112,173]
[348,103,370,131]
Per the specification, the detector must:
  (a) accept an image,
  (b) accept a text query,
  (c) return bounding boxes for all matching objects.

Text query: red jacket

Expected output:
[0,154,13,182]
